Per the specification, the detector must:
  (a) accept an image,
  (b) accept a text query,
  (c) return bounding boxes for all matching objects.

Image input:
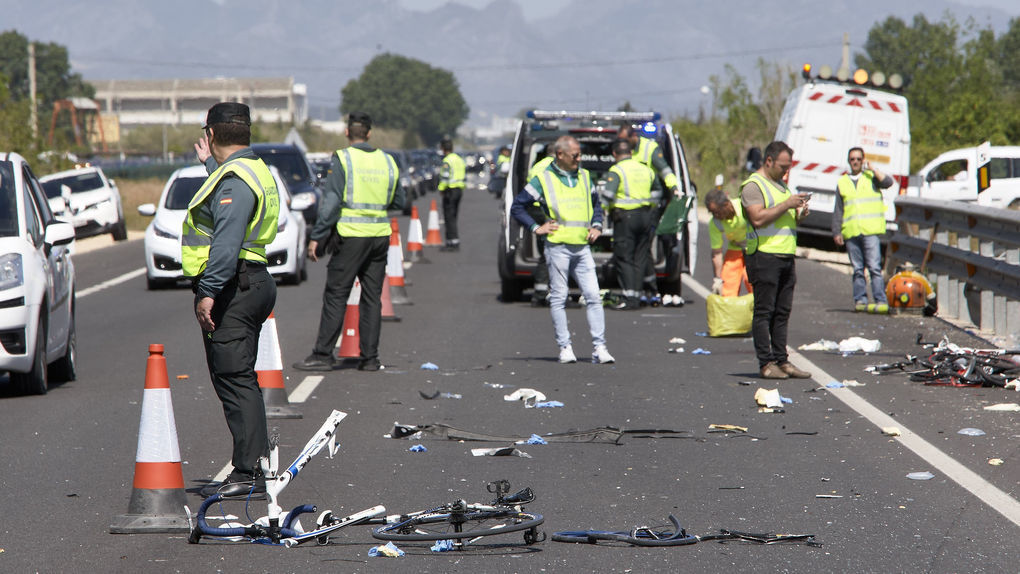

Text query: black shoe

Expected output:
[440,243,460,252]
[209,469,266,499]
[292,354,335,371]
[358,358,382,371]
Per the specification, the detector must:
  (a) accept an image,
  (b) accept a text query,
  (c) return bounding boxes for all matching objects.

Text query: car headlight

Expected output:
[0,253,24,291]
[153,222,179,240]
[277,217,287,232]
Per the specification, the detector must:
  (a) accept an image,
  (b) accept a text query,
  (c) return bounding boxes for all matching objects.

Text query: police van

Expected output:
[907,143,1020,210]
[773,68,910,240]
[497,110,697,302]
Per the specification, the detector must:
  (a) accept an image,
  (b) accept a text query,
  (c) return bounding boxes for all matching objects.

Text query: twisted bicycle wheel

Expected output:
[372,510,543,542]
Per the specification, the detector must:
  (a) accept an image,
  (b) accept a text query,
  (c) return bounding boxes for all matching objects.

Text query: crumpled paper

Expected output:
[504,388,547,408]
[838,337,881,353]
[369,541,405,557]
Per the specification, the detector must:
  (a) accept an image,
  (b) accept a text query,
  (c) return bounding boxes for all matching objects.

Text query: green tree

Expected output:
[0,74,33,153]
[0,30,94,111]
[340,53,469,146]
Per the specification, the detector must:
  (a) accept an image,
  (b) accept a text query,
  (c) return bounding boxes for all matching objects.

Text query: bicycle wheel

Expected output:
[373,510,543,542]
[552,530,628,544]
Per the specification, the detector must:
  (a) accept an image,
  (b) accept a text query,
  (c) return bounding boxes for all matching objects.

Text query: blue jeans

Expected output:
[845,234,887,304]
[545,242,606,348]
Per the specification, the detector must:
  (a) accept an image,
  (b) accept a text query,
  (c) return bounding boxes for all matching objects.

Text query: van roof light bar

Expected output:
[527,110,661,122]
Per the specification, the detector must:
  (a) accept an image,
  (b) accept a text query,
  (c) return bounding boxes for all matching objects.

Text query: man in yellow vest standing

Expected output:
[187,102,279,498]
[833,147,892,313]
[602,138,661,309]
[741,141,812,380]
[510,135,615,364]
[293,112,403,372]
[438,138,466,251]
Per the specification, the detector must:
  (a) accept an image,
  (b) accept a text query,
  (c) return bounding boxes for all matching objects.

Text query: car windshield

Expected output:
[165,177,204,210]
[0,162,18,237]
[526,137,616,180]
[255,151,310,185]
[41,171,104,198]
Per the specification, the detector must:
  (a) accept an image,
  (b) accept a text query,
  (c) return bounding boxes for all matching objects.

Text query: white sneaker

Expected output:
[592,345,615,364]
[558,345,577,364]
[662,294,674,306]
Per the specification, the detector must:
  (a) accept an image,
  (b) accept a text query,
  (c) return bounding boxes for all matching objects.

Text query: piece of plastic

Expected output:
[825,381,844,389]
[420,362,439,370]
[799,339,839,351]
[534,400,565,408]
[504,388,547,407]
[526,434,548,445]
[692,348,711,355]
[984,403,1020,412]
[957,428,985,436]
[369,541,405,557]
[409,444,427,452]
[431,539,454,552]
[706,293,753,337]
[755,388,784,408]
[669,337,687,344]
[838,337,881,353]
[906,471,934,480]
[470,447,533,458]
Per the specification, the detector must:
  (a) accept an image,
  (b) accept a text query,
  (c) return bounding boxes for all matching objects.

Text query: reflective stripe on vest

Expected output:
[336,148,397,237]
[608,158,657,209]
[742,173,796,255]
[837,173,886,239]
[540,169,593,244]
[181,157,279,277]
[439,152,466,189]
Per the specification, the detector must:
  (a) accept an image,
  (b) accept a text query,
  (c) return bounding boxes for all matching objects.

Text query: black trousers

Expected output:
[312,236,389,360]
[745,251,796,368]
[612,207,652,301]
[442,187,464,242]
[200,266,276,474]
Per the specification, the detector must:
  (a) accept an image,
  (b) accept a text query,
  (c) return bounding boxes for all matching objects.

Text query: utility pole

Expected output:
[28,42,38,140]
[837,32,851,82]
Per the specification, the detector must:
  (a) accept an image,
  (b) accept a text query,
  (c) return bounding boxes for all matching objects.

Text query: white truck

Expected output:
[773,79,911,239]
[906,142,1020,210]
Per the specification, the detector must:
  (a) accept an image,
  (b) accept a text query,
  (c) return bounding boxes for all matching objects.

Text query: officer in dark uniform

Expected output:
[187,102,280,498]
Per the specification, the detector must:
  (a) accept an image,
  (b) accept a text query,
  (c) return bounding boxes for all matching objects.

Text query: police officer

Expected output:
[602,138,661,309]
[489,145,511,198]
[188,102,279,498]
[437,138,466,251]
[293,112,404,372]
[740,141,812,380]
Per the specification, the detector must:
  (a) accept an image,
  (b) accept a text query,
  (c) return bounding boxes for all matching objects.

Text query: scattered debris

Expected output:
[957,428,986,437]
[669,337,687,344]
[785,431,818,436]
[418,390,462,400]
[692,348,711,355]
[668,347,686,354]
[176,374,189,380]
[369,541,405,557]
[420,362,439,371]
[988,458,1004,466]
[534,400,564,408]
[504,388,547,407]
[483,382,510,389]
[906,471,935,480]
[825,381,844,389]
[708,424,748,433]
[431,539,454,552]
[526,434,548,445]
[471,447,532,458]
[719,486,745,490]
[737,380,755,386]
[984,403,1020,412]
[842,380,865,387]
[695,331,708,337]
[799,340,839,352]
[815,494,843,498]
[882,427,901,437]
[755,388,785,409]
[385,422,625,444]
[409,444,427,453]
[838,337,881,353]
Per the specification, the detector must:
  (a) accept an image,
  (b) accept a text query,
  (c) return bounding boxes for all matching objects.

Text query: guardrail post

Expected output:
[1008,249,1020,344]
[956,234,972,326]
[936,228,954,319]
[979,240,996,333]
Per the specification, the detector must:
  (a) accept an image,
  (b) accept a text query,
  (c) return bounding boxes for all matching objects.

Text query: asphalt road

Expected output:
[1,174,1017,573]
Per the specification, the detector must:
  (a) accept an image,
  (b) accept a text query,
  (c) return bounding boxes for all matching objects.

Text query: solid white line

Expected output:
[78,268,147,298]
[288,375,323,404]
[682,272,1020,528]
[212,462,232,483]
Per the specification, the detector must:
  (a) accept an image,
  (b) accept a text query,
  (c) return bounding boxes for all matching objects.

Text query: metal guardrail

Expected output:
[887,197,1020,342]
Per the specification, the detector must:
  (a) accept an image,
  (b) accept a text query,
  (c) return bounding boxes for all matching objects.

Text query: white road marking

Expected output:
[288,375,323,403]
[681,271,1020,528]
[78,268,146,298]
[213,463,232,483]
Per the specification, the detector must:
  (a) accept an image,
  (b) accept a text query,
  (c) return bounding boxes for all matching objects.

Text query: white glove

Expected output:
[711,277,723,295]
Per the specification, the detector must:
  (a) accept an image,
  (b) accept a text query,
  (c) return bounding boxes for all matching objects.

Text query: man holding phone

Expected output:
[741,141,812,380]
[832,147,894,313]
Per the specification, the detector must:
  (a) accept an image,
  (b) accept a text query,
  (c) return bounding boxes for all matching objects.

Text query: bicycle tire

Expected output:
[372,510,544,542]
[552,530,629,543]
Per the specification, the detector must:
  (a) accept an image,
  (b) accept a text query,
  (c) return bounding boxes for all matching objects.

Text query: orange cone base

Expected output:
[408,250,430,264]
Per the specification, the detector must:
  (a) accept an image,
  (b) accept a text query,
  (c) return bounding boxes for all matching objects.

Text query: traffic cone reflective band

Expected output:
[110,344,189,533]
[387,218,412,305]
[337,279,362,359]
[256,312,301,419]
[407,205,429,263]
[425,199,443,246]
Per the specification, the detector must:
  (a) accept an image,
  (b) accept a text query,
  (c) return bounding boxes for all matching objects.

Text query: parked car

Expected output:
[137,165,308,290]
[0,152,77,395]
[40,165,128,240]
[497,110,698,302]
[306,151,333,181]
[250,143,321,227]
[907,142,1020,210]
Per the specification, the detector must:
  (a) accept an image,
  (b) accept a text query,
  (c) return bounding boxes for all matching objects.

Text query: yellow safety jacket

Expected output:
[438,152,466,190]
[537,169,594,245]
[709,198,747,252]
[607,158,657,210]
[633,137,678,191]
[182,157,279,277]
[742,173,796,255]
[528,156,554,181]
[837,172,886,239]
[336,147,398,238]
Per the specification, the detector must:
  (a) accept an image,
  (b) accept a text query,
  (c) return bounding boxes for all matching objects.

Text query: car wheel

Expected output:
[12,322,48,395]
[112,213,128,241]
[50,311,76,382]
[146,276,169,290]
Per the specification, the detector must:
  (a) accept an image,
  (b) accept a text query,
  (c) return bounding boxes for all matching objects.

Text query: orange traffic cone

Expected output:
[110,344,190,533]
[407,205,429,263]
[387,218,412,305]
[336,280,362,359]
[381,276,402,323]
[425,199,443,246]
[256,312,301,419]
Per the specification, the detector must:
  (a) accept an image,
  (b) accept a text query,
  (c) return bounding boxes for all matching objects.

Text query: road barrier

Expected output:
[887,197,1020,342]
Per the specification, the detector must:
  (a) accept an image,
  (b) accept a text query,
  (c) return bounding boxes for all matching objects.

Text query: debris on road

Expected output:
[385,422,625,444]
[957,428,986,436]
[838,337,881,353]
[534,400,565,408]
[418,390,462,400]
[420,362,439,370]
[409,444,427,453]
[906,471,935,480]
[692,348,711,355]
[668,347,686,354]
[815,494,843,498]
[708,424,748,433]
[882,427,901,437]
[669,337,687,345]
[504,388,547,407]
[989,458,1004,466]
[526,434,548,445]
[798,339,839,352]
[755,388,789,409]
[984,403,1020,412]
[471,447,532,458]
[431,539,454,552]
[368,541,405,557]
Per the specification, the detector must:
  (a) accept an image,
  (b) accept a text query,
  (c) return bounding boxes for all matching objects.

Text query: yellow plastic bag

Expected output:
[706,293,753,337]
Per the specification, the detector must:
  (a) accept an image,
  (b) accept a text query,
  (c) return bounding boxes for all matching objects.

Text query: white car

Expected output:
[40,165,128,241]
[137,164,308,290]
[0,152,77,395]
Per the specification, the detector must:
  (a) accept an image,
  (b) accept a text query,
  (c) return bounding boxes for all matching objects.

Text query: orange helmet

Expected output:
[886,271,932,308]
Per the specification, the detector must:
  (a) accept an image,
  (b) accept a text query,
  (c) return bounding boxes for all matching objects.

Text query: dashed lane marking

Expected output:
[288,376,323,404]
[78,268,146,298]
